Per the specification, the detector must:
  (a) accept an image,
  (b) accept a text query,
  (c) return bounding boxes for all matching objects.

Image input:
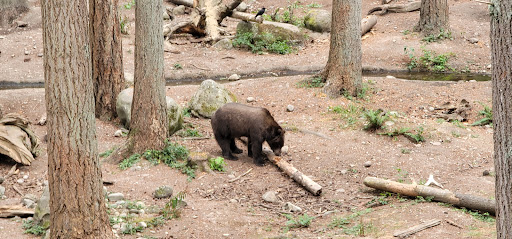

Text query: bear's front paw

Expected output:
[253,158,266,166]
[232,148,243,154]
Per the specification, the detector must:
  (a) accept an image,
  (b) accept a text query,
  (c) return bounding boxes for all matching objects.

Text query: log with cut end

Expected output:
[361,15,377,36]
[363,176,496,214]
[263,148,322,196]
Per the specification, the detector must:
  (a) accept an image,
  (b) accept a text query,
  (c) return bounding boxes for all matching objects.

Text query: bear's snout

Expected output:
[273,148,282,156]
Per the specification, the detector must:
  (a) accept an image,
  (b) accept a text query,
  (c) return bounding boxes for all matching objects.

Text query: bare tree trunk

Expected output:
[90,0,125,121]
[491,1,512,237]
[320,0,362,97]
[130,0,169,153]
[41,0,113,238]
[414,0,449,35]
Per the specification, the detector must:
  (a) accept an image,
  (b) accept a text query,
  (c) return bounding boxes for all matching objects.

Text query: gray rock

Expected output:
[281,145,289,155]
[363,161,372,167]
[246,97,256,103]
[236,20,305,43]
[304,9,332,32]
[227,74,240,81]
[187,79,237,118]
[17,178,24,184]
[22,198,36,208]
[0,186,5,197]
[116,87,183,135]
[108,192,125,202]
[114,129,123,137]
[138,221,147,228]
[34,185,50,229]
[283,202,302,212]
[235,2,247,12]
[173,5,186,15]
[153,185,173,199]
[340,169,348,175]
[163,9,170,20]
[483,170,490,176]
[37,53,43,57]
[286,105,295,112]
[213,39,233,50]
[262,191,278,203]
[166,97,184,135]
[468,38,479,44]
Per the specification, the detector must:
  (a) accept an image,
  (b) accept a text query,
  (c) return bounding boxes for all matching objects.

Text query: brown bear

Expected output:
[210,103,285,166]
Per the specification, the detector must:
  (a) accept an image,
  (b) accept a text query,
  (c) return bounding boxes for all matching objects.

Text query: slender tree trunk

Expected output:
[320,0,362,97]
[491,1,512,237]
[130,0,168,153]
[90,0,125,121]
[41,1,113,238]
[414,0,449,35]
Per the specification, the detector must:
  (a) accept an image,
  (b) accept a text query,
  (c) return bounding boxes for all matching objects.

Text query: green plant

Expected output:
[177,124,203,137]
[471,103,492,126]
[123,0,136,9]
[404,46,455,72]
[404,127,425,143]
[100,148,115,158]
[454,207,495,223]
[121,223,144,235]
[162,191,187,219]
[142,140,195,180]
[283,213,314,231]
[422,29,453,43]
[22,219,47,236]
[182,107,192,117]
[363,109,388,131]
[119,16,129,35]
[173,63,183,70]
[452,120,467,128]
[296,76,325,88]
[400,148,411,154]
[413,196,434,204]
[328,208,372,229]
[125,200,144,210]
[146,216,166,227]
[119,153,141,170]
[209,157,226,171]
[343,220,376,236]
[329,104,364,128]
[395,167,409,183]
[306,2,323,8]
[233,32,293,54]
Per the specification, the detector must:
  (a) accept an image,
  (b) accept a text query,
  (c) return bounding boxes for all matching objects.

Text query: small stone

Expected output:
[17,179,24,184]
[112,224,121,230]
[108,192,125,202]
[384,121,394,126]
[281,145,289,155]
[363,161,372,167]
[283,202,302,212]
[340,169,348,175]
[235,2,247,12]
[23,175,29,179]
[385,75,396,79]
[482,170,490,176]
[469,80,477,83]
[153,185,173,199]
[246,97,256,103]
[223,234,230,237]
[22,198,36,208]
[213,39,233,50]
[336,188,345,193]
[468,38,479,44]
[24,50,30,55]
[431,142,442,146]
[428,107,435,111]
[262,191,278,203]
[15,21,28,27]
[173,5,186,15]
[114,130,123,137]
[286,105,295,112]
[227,74,240,81]
[138,222,147,228]
[487,64,492,69]
[229,199,237,203]
[227,174,235,179]
[37,53,43,57]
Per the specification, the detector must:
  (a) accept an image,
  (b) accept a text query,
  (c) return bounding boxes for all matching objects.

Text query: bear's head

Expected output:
[268,127,285,156]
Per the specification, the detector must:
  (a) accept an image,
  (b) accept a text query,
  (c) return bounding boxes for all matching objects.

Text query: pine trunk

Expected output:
[90,0,125,121]
[491,1,512,237]
[415,0,449,35]
[41,0,113,238]
[130,0,169,153]
[321,0,362,97]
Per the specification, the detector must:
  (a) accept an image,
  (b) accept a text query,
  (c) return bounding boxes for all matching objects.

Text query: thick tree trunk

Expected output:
[320,0,362,97]
[414,0,449,35]
[90,0,125,121]
[491,1,512,237]
[130,0,169,153]
[41,0,113,238]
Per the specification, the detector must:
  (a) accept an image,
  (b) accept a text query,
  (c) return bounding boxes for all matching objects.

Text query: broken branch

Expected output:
[263,148,322,196]
[363,176,496,214]
[228,168,253,182]
[393,219,441,238]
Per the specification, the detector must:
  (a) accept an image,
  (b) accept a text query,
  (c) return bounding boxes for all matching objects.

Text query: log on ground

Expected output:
[363,176,496,214]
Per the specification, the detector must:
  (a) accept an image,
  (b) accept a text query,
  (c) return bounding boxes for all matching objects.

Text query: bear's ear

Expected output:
[276,128,284,136]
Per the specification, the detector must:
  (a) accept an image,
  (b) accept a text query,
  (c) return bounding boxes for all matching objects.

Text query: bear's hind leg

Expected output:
[217,137,238,160]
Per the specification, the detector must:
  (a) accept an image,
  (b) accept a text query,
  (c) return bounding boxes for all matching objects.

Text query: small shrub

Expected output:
[173,63,183,70]
[363,109,388,131]
[328,104,364,128]
[142,141,195,179]
[233,31,293,54]
[404,46,454,72]
[404,127,425,143]
[329,208,372,229]
[284,213,314,230]
[296,76,325,88]
[177,124,202,137]
[471,103,492,126]
[422,29,453,43]
[119,16,129,35]
[306,2,323,8]
[22,219,47,236]
[162,191,187,219]
[100,148,115,158]
[209,157,226,172]
[119,153,141,170]
[123,0,136,9]
[121,223,144,235]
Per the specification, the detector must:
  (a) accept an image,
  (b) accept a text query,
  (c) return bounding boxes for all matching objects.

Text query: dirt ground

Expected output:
[0,0,497,238]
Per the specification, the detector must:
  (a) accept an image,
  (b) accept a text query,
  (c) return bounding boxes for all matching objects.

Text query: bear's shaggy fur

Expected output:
[211,103,285,166]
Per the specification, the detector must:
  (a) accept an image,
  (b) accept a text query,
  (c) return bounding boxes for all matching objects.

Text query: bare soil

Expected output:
[0,0,496,238]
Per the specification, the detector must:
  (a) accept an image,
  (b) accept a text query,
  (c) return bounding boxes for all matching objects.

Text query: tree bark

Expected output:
[90,0,125,121]
[414,0,449,35]
[41,0,113,238]
[491,1,512,237]
[130,0,169,153]
[320,0,362,97]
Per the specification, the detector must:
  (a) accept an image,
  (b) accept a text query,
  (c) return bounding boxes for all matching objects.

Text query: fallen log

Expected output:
[393,219,441,238]
[363,176,496,215]
[263,148,322,196]
[0,205,34,218]
[368,1,420,15]
[361,15,377,36]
